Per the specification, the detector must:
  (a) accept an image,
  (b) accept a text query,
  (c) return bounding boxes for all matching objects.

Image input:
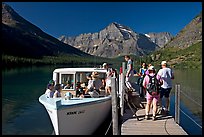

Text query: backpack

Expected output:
[146,74,161,95]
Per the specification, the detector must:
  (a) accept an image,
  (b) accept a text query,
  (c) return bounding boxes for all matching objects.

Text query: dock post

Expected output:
[119,62,126,116]
[111,76,119,135]
[175,84,180,124]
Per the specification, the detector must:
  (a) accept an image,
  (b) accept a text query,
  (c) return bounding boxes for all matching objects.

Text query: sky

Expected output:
[5,2,202,39]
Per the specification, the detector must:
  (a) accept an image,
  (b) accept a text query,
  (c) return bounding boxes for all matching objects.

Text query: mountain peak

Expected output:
[2,3,19,25]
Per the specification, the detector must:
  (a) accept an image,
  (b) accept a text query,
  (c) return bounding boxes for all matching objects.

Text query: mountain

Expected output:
[164,11,202,49]
[2,3,88,58]
[148,11,202,69]
[145,32,173,48]
[59,22,160,58]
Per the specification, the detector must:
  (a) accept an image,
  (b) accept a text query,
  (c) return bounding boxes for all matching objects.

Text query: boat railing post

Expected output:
[111,76,119,135]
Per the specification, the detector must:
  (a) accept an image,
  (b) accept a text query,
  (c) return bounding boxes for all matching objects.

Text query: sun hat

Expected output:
[148,66,155,70]
[91,71,99,78]
[161,61,167,65]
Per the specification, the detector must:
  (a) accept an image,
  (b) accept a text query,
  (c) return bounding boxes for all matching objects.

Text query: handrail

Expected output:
[174,84,202,130]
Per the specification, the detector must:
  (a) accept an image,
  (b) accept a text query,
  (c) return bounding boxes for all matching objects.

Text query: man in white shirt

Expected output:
[157,61,174,113]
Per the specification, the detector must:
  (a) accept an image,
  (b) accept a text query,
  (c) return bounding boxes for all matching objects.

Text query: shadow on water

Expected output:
[93,111,113,135]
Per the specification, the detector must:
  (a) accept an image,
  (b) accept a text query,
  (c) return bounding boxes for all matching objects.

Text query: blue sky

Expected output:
[5,2,202,38]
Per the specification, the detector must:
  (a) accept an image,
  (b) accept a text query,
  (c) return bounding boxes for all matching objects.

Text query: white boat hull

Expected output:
[39,94,111,135]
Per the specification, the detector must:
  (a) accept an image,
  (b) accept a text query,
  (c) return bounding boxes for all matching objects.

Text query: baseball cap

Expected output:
[161,61,167,65]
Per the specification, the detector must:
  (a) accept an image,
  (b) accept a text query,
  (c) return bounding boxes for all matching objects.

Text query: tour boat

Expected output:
[39,68,112,135]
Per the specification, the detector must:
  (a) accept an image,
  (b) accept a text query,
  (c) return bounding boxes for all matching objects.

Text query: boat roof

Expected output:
[53,68,107,73]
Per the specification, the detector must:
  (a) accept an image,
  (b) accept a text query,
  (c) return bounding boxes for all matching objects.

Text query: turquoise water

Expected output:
[2,66,202,135]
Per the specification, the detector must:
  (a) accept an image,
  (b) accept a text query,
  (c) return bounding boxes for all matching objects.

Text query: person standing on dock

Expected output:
[124,55,135,91]
[143,66,162,120]
[157,61,174,114]
[138,62,148,98]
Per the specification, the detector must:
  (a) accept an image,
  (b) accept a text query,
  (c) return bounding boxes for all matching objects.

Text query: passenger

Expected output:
[124,55,135,91]
[64,81,72,89]
[100,78,106,91]
[138,62,148,98]
[76,82,84,97]
[53,84,62,98]
[103,63,114,95]
[157,61,174,114]
[91,71,102,94]
[84,73,94,94]
[45,83,55,98]
[143,66,162,121]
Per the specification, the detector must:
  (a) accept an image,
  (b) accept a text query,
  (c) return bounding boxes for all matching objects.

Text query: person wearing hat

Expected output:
[143,66,162,120]
[91,72,102,94]
[157,61,174,114]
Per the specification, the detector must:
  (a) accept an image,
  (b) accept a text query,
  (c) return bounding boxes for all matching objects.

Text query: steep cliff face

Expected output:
[164,12,202,49]
[145,32,173,48]
[59,22,159,58]
[2,3,88,58]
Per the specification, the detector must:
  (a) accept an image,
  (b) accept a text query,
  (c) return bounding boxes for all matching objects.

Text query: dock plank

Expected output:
[121,108,188,135]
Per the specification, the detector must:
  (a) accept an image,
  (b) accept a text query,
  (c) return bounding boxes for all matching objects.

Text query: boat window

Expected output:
[61,74,74,89]
[76,73,87,84]
[75,72,106,86]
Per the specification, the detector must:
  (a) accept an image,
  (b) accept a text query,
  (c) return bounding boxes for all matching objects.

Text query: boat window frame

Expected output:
[59,72,75,90]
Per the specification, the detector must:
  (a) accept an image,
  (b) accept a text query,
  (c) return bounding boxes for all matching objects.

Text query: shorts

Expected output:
[160,87,172,98]
[146,92,159,103]
[106,79,111,87]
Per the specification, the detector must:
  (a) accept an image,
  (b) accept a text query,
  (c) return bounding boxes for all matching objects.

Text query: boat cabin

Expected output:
[52,68,107,97]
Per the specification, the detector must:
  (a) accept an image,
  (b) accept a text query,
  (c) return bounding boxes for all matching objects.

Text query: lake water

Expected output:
[169,69,202,135]
[2,65,202,135]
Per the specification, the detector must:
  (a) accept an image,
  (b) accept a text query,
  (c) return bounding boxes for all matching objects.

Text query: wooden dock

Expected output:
[111,64,189,135]
[120,94,188,135]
